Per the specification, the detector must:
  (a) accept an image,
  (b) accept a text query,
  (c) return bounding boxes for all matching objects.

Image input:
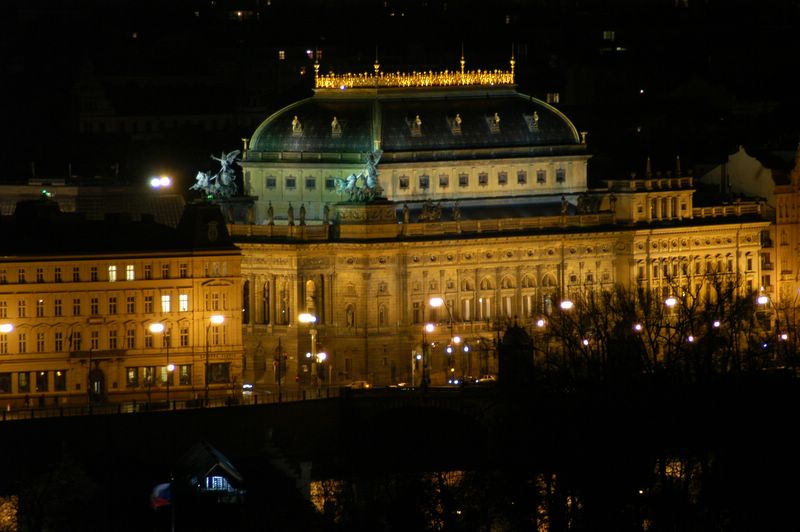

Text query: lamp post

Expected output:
[422,322,435,389]
[298,313,318,387]
[149,323,173,406]
[205,314,224,405]
[430,296,463,381]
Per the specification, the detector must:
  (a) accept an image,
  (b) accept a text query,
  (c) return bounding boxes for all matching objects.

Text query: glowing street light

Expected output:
[560,299,574,311]
[298,313,319,386]
[664,296,677,308]
[150,175,172,189]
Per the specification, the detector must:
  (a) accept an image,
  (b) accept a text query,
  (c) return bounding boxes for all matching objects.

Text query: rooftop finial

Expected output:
[510,43,515,80]
[675,155,681,177]
[460,43,465,76]
[645,156,652,178]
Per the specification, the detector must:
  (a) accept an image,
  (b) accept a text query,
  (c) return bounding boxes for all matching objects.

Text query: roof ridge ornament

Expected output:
[315,59,515,90]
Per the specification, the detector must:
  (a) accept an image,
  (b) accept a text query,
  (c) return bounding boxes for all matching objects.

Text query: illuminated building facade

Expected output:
[235,58,772,387]
[0,200,242,409]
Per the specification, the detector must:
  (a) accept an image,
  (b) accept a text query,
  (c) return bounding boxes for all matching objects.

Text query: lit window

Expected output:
[546,93,560,104]
[126,264,135,281]
[278,50,285,60]
[161,294,171,313]
[179,293,189,312]
[108,265,117,282]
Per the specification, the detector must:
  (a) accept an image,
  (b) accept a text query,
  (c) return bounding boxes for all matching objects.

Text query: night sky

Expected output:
[2,0,798,190]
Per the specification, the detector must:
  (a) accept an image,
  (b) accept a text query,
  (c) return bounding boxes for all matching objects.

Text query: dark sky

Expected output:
[2,0,798,185]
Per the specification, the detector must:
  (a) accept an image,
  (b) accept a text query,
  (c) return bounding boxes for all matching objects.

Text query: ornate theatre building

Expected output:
[234,58,773,387]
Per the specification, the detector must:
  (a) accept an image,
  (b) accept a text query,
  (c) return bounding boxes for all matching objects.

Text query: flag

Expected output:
[150,482,172,509]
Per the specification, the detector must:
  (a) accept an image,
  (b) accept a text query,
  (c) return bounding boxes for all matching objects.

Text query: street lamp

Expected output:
[205,314,224,405]
[298,313,318,386]
[149,322,173,406]
[422,322,435,389]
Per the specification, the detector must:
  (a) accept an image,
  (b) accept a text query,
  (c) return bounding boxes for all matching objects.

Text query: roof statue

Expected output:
[334,149,384,203]
[191,150,241,199]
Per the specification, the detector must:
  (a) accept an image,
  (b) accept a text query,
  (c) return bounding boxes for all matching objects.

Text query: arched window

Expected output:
[242,280,251,324]
[500,276,515,289]
[479,278,494,290]
[378,304,387,327]
[462,278,475,291]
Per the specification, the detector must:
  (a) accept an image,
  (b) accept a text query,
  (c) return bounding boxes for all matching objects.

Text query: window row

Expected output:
[0,370,67,394]
[398,168,567,190]
[0,263,191,284]
[0,293,197,318]
[125,365,193,387]
[0,325,226,354]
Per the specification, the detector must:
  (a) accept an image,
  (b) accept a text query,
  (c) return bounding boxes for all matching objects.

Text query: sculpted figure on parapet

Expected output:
[190,150,240,199]
[334,149,384,203]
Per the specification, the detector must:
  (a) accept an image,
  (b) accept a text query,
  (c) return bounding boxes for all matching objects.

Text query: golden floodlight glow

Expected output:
[149,323,165,334]
[429,297,444,308]
[0,324,13,334]
[424,323,435,333]
[298,313,317,324]
[210,314,225,325]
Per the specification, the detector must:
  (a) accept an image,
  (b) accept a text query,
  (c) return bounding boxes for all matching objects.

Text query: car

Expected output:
[475,375,497,384]
[346,380,371,389]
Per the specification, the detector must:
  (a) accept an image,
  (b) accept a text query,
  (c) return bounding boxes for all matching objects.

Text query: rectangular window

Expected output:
[18,269,25,283]
[18,332,27,353]
[126,367,138,387]
[35,371,48,392]
[180,327,189,347]
[73,298,81,316]
[325,177,335,190]
[126,329,135,349]
[143,366,155,385]
[126,264,135,281]
[278,50,285,60]
[305,177,316,190]
[478,172,489,186]
[36,332,45,352]
[285,177,296,189]
[90,297,99,315]
[0,335,7,354]
[36,299,44,317]
[55,332,63,352]
[179,263,188,278]
[208,363,230,383]
[498,172,508,186]
[161,264,170,279]
[54,267,62,282]
[18,372,30,393]
[109,330,118,349]
[144,329,154,348]
[179,364,192,385]
[127,296,136,313]
[0,373,9,393]
[439,174,449,188]
[0,301,5,318]
[517,170,527,185]
[546,92,560,104]
[179,293,189,312]
[72,331,82,351]
[73,267,80,282]
[54,370,67,391]
[211,326,221,346]
[109,296,117,314]
[144,264,152,280]
[17,300,25,318]
[54,299,62,317]
[108,265,117,282]
[36,268,44,283]
[144,295,153,313]
[90,330,99,350]
[207,293,220,311]
[266,177,276,189]
[399,176,409,189]
[458,173,469,187]
[419,175,429,189]
[161,294,171,313]
[90,266,98,281]
[556,168,566,183]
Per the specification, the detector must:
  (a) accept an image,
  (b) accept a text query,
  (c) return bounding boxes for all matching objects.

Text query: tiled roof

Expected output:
[248,87,581,158]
